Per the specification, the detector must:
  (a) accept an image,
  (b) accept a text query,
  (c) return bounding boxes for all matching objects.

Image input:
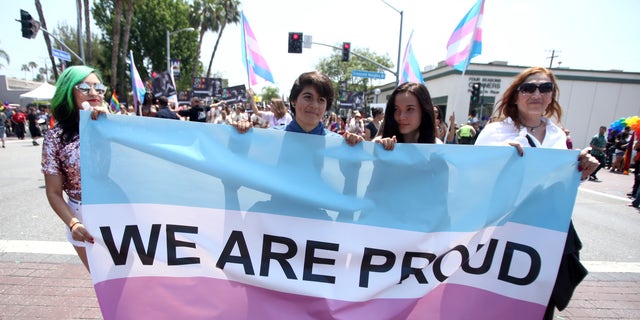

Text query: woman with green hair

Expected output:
[41,65,107,271]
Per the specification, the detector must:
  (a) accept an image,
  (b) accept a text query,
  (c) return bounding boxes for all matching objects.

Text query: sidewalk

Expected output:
[0,162,639,319]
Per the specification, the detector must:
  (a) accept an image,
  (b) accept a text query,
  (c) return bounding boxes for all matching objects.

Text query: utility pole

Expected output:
[547,49,560,68]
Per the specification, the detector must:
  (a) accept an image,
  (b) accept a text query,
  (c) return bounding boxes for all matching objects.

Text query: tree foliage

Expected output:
[316,46,393,109]
[260,86,280,103]
[93,0,198,92]
[53,23,107,73]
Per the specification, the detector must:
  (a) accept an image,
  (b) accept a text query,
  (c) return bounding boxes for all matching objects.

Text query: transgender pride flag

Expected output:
[241,11,274,86]
[80,112,583,320]
[129,50,147,115]
[400,31,424,85]
[446,0,485,72]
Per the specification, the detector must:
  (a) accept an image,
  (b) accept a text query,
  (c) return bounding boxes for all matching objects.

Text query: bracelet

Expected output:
[69,219,81,231]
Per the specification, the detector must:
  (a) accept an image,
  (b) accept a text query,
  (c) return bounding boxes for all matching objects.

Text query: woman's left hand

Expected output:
[578,148,600,180]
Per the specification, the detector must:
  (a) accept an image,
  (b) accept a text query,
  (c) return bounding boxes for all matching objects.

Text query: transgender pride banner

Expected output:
[79,112,581,319]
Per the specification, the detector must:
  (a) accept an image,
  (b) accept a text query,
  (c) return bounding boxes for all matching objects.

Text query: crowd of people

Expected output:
[0,102,52,148]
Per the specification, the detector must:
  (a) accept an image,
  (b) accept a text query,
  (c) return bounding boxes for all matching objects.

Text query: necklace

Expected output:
[524,120,545,133]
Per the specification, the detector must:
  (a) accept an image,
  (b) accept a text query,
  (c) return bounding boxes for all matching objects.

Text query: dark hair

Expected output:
[493,66,562,129]
[371,106,384,118]
[288,71,334,115]
[381,82,436,144]
[143,92,154,106]
[158,96,168,107]
[433,105,444,122]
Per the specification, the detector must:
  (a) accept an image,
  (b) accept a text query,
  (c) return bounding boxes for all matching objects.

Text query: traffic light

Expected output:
[20,10,40,39]
[471,82,481,104]
[341,42,351,62]
[288,32,303,53]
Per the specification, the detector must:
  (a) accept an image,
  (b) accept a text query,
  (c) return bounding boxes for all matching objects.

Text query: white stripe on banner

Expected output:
[85,204,564,305]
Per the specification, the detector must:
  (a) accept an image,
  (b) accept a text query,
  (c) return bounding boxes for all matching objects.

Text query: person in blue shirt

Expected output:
[234,71,363,146]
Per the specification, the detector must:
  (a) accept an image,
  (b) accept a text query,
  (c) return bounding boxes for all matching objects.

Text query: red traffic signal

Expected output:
[341,42,351,62]
[288,32,303,54]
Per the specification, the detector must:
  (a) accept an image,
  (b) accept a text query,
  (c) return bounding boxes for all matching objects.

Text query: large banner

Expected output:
[80,112,581,320]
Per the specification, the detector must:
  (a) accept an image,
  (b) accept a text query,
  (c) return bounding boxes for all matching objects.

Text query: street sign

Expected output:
[351,70,385,80]
[52,48,71,62]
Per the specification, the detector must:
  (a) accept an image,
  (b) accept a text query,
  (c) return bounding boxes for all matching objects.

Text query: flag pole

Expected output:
[241,11,251,90]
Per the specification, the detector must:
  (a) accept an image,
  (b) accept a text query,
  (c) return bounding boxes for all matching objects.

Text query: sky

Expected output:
[2,0,640,98]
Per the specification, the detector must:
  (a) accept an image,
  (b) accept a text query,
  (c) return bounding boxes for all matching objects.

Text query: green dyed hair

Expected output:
[51,65,102,123]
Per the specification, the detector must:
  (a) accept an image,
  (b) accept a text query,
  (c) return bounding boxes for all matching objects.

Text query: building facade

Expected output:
[372,62,640,149]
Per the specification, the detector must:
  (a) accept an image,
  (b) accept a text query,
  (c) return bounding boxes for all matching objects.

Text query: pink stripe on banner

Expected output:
[95,277,545,319]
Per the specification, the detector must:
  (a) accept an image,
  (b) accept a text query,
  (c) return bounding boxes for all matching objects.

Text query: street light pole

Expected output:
[381,1,403,88]
[166,27,195,74]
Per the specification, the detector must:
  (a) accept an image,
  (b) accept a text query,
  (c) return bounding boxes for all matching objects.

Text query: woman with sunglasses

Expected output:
[475,66,598,319]
[41,66,106,271]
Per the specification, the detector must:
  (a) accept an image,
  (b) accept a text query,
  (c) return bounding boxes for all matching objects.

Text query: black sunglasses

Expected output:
[75,82,107,95]
[517,82,554,94]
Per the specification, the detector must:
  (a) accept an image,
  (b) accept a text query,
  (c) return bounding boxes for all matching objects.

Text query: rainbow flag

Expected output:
[241,11,274,86]
[129,50,147,115]
[446,0,485,73]
[110,91,121,112]
[400,30,424,84]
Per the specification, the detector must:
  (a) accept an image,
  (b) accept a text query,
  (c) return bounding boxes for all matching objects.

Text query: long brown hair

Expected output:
[380,82,436,143]
[493,66,563,129]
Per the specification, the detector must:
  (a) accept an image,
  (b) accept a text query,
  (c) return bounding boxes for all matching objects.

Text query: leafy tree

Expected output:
[316,47,393,110]
[260,86,280,103]
[189,0,218,80]
[93,0,198,102]
[21,64,30,80]
[204,0,240,79]
[83,0,93,64]
[35,0,59,79]
[28,61,38,80]
[52,24,107,76]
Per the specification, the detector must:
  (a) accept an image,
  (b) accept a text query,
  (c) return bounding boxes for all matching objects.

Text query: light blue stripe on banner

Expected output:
[80,112,580,234]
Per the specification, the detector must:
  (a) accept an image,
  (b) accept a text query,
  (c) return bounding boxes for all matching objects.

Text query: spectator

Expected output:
[589,126,607,181]
[155,96,180,120]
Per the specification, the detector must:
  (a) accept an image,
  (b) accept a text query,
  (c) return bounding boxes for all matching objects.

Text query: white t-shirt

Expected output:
[261,111,292,128]
[474,117,567,149]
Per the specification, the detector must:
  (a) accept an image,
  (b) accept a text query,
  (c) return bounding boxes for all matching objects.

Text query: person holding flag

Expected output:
[41,66,105,271]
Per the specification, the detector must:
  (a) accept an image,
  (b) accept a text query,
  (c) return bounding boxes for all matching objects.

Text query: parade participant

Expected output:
[41,66,103,271]
[474,66,598,319]
[374,82,438,150]
[234,71,363,146]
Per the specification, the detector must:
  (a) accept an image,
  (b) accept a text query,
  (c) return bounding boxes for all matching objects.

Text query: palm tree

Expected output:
[189,0,219,79]
[83,0,92,64]
[109,0,124,90]
[0,48,9,69]
[117,0,135,99]
[35,0,59,80]
[28,61,38,80]
[205,0,240,79]
[21,64,30,80]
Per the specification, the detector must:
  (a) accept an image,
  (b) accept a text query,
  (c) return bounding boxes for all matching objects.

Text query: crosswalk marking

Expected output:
[2,240,639,273]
